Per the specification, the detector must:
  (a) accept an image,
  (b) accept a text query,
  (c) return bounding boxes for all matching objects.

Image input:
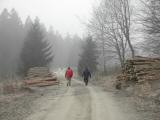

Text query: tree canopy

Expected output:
[20,18,54,74]
[78,36,98,75]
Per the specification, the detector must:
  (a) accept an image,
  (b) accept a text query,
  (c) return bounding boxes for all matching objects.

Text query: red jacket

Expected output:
[65,68,73,78]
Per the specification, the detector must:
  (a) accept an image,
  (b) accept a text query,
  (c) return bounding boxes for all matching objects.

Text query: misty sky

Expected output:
[0,0,98,37]
[0,0,140,37]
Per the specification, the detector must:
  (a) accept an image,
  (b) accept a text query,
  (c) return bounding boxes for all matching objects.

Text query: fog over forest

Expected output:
[0,0,160,79]
[1,1,160,120]
[0,8,84,79]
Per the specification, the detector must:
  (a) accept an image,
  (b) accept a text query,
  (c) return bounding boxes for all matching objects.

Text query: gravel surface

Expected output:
[93,75,160,120]
[0,74,159,120]
[0,93,37,120]
[0,85,62,120]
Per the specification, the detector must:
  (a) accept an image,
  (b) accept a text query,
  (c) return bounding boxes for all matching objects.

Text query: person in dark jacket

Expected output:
[82,67,91,86]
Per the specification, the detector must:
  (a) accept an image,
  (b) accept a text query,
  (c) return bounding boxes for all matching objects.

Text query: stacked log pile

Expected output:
[26,67,52,79]
[117,56,160,84]
[24,67,59,87]
[116,56,160,114]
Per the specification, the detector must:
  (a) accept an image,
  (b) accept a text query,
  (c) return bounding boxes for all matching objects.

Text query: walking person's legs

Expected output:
[67,79,69,86]
[83,78,87,86]
[69,78,71,86]
[67,78,71,86]
[84,77,89,86]
[86,78,88,86]
[83,78,86,85]
[66,78,69,86]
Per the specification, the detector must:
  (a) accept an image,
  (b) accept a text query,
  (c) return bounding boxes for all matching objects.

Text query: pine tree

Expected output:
[0,9,24,78]
[78,36,98,75]
[20,18,53,75]
[24,16,33,33]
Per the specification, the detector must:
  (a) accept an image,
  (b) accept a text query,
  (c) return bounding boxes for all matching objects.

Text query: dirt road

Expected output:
[25,78,142,120]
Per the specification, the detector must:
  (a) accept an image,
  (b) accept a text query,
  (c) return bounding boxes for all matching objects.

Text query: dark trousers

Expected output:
[84,77,89,86]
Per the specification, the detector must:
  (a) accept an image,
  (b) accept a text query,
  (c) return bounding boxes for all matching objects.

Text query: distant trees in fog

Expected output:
[51,33,82,69]
[78,36,98,75]
[20,18,53,75]
[140,0,160,56]
[0,8,24,79]
[0,8,82,79]
[0,9,54,78]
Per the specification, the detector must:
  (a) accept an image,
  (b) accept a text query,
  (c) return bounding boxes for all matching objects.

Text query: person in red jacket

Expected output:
[65,67,73,86]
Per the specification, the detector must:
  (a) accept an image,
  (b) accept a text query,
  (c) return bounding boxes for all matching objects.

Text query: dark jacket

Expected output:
[82,68,91,79]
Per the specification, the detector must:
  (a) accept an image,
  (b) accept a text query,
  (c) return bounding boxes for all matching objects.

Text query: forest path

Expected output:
[25,77,141,120]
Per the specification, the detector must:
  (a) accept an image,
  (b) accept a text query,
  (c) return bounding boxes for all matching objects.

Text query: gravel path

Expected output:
[24,79,143,120]
[0,75,146,120]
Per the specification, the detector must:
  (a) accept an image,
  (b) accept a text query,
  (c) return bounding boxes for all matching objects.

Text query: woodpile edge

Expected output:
[116,56,160,90]
[24,67,59,87]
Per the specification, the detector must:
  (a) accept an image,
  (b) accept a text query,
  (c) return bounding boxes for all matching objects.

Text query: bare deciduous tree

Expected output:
[88,0,134,70]
[140,0,160,56]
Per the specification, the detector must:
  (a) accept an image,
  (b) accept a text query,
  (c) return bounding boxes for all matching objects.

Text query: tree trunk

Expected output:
[126,31,135,58]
